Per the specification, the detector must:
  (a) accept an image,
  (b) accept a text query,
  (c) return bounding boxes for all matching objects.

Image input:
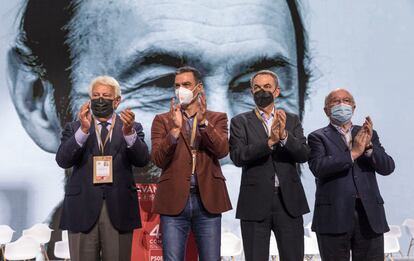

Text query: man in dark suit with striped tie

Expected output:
[56,75,150,261]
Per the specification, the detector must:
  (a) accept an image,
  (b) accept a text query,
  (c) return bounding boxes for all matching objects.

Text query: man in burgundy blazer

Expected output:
[151,66,232,261]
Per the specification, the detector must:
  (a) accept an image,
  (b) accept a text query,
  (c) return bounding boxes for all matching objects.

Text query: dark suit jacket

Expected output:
[308,124,395,234]
[230,110,310,221]
[151,110,232,215]
[55,115,150,233]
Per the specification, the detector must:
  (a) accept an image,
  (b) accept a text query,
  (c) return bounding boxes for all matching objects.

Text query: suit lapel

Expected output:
[246,110,268,140]
[109,115,123,157]
[87,122,101,155]
[323,124,348,151]
[179,116,192,155]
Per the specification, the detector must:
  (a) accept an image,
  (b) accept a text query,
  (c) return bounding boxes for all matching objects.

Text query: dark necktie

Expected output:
[100,121,110,155]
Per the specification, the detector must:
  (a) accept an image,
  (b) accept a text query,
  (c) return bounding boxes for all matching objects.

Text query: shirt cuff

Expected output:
[364,148,373,157]
[124,129,137,148]
[169,132,178,145]
[279,132,288,147]
[75,127,90,147]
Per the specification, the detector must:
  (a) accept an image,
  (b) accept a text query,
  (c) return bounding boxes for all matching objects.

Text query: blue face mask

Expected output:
[330,104,353,125]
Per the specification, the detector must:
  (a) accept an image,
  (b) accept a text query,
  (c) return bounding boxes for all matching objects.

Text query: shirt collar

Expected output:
[182,109,197,119]
[331,122,353,135]
[258,107,275,120]
[95,114,114,125]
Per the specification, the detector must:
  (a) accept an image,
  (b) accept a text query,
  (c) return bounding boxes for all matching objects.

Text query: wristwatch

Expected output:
[199,119,208,128]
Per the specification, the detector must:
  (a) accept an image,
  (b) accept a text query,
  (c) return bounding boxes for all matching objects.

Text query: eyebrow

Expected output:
[118,48,207,82]
[228,54,292,91]
[233,55,291,75]
[118,51,182,80]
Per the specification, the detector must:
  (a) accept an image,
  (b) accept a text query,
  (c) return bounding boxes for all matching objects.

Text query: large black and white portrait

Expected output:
[0,0,412,255]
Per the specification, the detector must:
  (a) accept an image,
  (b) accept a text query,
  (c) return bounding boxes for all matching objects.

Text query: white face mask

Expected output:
[175,85,197,105]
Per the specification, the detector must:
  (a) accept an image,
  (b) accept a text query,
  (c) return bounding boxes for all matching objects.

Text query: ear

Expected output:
[324,106,330,117]
[7,49,62,153]
[274,86,281,98]
[197,82,204,93]
[113,96,121,110]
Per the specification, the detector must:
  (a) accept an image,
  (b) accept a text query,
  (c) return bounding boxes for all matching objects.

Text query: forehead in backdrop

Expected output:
[68,0,299,127]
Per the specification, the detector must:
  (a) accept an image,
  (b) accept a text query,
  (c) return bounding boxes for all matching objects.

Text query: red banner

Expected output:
[131,184,198,261]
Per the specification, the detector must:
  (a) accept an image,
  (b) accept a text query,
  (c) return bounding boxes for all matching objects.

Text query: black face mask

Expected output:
[253,89,274,108]
[91,98,114,118]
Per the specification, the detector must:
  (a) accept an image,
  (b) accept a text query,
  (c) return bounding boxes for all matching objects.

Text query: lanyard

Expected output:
[94,114,116,155]
[254,108,275,137]
[185,113,198,175]
[190,115,198,149]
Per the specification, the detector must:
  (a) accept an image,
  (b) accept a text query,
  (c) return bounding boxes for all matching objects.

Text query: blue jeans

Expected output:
[160,192,221,261]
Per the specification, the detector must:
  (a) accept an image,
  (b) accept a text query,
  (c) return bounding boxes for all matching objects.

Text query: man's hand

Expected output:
[268,114,280,148]
[362,116,373,148]
[351,128,369,160]
[120,108,135,136]
[170,98,182,138]
[79,101,92,134]
[276,109,287,140]
[196,91,207,124]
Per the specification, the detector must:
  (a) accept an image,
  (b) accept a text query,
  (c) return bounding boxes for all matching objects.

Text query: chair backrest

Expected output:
[384,236,400,254]
[4,235,40,260]
[304,236,320,256]
[221,231,243,257]
[402,218,414,238]
[62,230,69,242]
[54,240,71,259]
[304,222,317,239]
[0,225,14,244]
[269,234,279,256]
[22,223,52,244]
[385,225,402,238]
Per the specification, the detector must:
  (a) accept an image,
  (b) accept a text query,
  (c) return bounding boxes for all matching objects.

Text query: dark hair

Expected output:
[175,66,202,83]
[286,0,311,118]
[14,1,76,126]
[15,0,312,122]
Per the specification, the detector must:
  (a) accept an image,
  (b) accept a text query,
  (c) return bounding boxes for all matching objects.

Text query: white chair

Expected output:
[54,240,70,260]
[304,235,320,260]
[220,231,243,261]
[384,225,403,260]
[54,230,70,260]
[402,218,414,256]
[384,236,401,261]
[4,235,39,260]
[386,225,402,238]
[22,223,53,261]
[61,230,69,242]
[269,234,279,261]
[304,222,316,238]
[0,225,15,260]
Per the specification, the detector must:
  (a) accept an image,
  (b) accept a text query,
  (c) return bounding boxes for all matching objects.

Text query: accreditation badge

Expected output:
[93,156,113,184]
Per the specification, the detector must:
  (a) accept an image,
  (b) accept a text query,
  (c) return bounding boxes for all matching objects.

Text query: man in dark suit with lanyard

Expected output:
[56,75,150,261]
[308,88,395,261]
[229,70,310,261]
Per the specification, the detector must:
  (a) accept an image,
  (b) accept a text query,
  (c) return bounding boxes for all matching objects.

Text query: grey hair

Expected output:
[88,75,121,98]
[250,70,280,88]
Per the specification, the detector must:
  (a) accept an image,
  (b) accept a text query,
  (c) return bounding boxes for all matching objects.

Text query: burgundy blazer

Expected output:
[151,110,232,215]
